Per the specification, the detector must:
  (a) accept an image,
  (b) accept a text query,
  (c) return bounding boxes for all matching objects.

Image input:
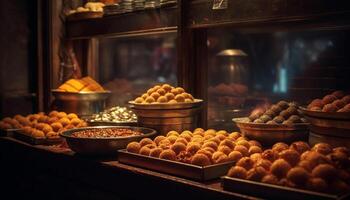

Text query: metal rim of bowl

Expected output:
[51,90,112,101]
[59,126,156,140]
[299,107,350,120]
[233,117,309,131]
[129,99,203,109]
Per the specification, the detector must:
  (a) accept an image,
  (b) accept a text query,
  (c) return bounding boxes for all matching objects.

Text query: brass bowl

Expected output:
[233,117,309,146]
[60,126,156,155]
[51,90,111,117]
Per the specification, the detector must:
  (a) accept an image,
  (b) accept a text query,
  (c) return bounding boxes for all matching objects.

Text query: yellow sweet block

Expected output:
[65,79,87,91]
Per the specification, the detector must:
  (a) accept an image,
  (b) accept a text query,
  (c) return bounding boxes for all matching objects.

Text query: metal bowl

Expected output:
[60,126,156,155]
[129,99,203,110]
[51,90,111,117]
[233,117,309,146]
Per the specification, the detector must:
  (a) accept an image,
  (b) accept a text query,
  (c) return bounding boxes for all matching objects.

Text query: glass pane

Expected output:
[98,33,177,106]
[207,28,350,130]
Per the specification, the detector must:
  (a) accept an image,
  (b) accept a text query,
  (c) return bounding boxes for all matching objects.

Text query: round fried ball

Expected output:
[228,151,243,163]
[272,142,289,152]
[332,99,346,110]
[247,166,268,181]
[139,146,151,156]
[267,120,278,125]
[248,146,262,155]
[212,151,228,164]
[235,140,250,149]
[57,112,67,119]
[277,101,289,109]
[214,134,227,142]
[196,149,213,160]
[288,115,301,123]
[32,130,45,138]
[154,135,166,145]
[236,157,255,170]
[202,147,215,154]
[256,159,272,171]
[157,88,166,96]
[227,166,248,179]
[166,130,179,137]
[262,149,279,162]
[262,174,279,185]
[139,138,155,147]
[175,137,188,146]
[127,142,141,153]
[159,149,176,161]
[271,159,292,178]
[250,153,262,162]
[157,96,168,103]
[50,122,63,132]
[323,104,338,112]
[168,99,177,104]
[279,110,291,119]
[202,141,218,150]
[46,131,59,138]
[279,149,300,166]
[145,96,156,103]
[234,145,249,157]
[174,94,185,103]
[306,178,328,192]
[150,147,163,158]
[228,132,241,141]
[141,93,149,99]
[287,167,309,185]
[164,93,175,101]
[162,84,172,92]
[304,151,330,168]
[171,142,187,155]
[259,115,272,123]
[332,90,345,99]
[218,145,232,155]
[333,147,350,156]
[67,113,78,120]
[298,160,313,172]
[341,95,350,104]
[219,139,235,149]
[191,153,211,166]
[186,143,201,154]
[253,119,264,123]
[312,143,332,155]
[59,117,70,127]
[167,135,178,144]
[158,139,171,150]
[308,99,324,109]
[42,124,53,134]
[249,113,261,122]
[323,95,338,104]
[48,111,59,117]
[248,140,262,148]
[290,141,310,154]
[312,164,337,181]
[264,109,276,118]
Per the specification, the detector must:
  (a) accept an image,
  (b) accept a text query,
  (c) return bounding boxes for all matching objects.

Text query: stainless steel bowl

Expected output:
[51,90,111,117]
[60,126,156,155]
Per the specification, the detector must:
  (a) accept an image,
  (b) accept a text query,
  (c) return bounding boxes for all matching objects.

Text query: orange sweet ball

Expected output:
[159,149,176,160]
[186,142,201,154]
[228,151,243,162]
[191,153,211,166]
[154,135,166,145]
[161,84,173,92]
[171,142,186,155]
[174,94,185,102]
[149,148,163,158]
[59,117,70,127]
[157,96,168,103]
[48,110,59,117]
[150,92,161,100]
[139,146,151,156]
[139,138,155,147]
[134,97,143,103]
[126,142,141,153]
[145,96,155,103]
[164,93,175,101]
[57,112,67,119]
[141,93,148,99]
[67,113,78,120]
[157,88,166,96]
[218,145,232,155]
[227,166,248,179]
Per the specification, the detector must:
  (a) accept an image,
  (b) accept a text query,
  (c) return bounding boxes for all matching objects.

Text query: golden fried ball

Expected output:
[174,137,187,146]
[70,118,81,127]
[167,135,178,144]
[150,92,160,100]
[157,96,167,103]
[158,139,171,150]
[236,157,255,170]
[50,122,63,132]
[235,140,250,149]
[262,174,279,185]
[185,98,193,103]
[214,134,227,141]
[248,146,263,155]
[304,151,330,168]
[134,97,144,103]
[159,149,176,161]
[154,135,166,145]
[202,147,215,154]
[247,166,268,181]
[67,113,78,120]
[271,159,292,178]
[191,153,211,166]
[141,93,149,99]
[248,140,262,148]
[47,117,59,125]
[166,130,179,137]
[170,88,180,96]
[174,94,185,103]
[218,145,232,155]
[171,142,187,155]
[204,129,216,136]
[333,147,350,156]
[250,153,262,163]
[312,164,337,181]
[157,88,166,96]
[312,143,332,155]
[219,139,235,149]
[162,84,172,92]
[256,159,272,171]
[287,167,309,185]
[139,138,155,147]
[126,142,141,153]
[216,130,228,136]
[144,143,157,150]
[194,128,204,133]
[149,147,163,158]
[175,87,185,94]
[35,123,46,130]
[234,145,249,157]
[145,96,156,103]
[228,132,241,141]
[272,142,289,152]
[153,85,161,91]
[228,151,243,163]
[147,88,155,95]
[262,149,279,162]
[22,126,32,134]
[32,130,45,138]
[327,152,348,168]
[202,141,218,150]
[139,146,151,156]
[42,124,53,134]
[186,142,201,154]
[208,137,221,145]
[179,134,192,143]
[57,112,67,119]
[290,141,310,154]
[196,149,213,160]
[227,166,248,179]
[59,117,70,127]
[306,178,328,192]
[279,149,300,166]
[46,131,59,138]
[48,110,59,117]
[297,160,313,172]
[212,151,228,164]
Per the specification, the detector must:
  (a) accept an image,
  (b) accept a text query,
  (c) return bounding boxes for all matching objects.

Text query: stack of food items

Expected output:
[57,76,105,93]
[89,106,137,123]
[0,115,31,130]
[133,84,195,104]
[248,101,306,125]
[20,111,87,139]
[307,91,350,112]
[67,2,105,15]
[226,141,350,194]
[126,129,263,166]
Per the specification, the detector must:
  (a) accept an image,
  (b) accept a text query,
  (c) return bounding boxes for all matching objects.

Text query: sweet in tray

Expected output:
[56,76,105,93]
[307,90,350,112]
[89,106,137,123]
[20,111,87,139]
[126,128,263,166]
[226,141,350,195]
[132,84,195,104]
[0,115,30,130]
[248,101,306,125]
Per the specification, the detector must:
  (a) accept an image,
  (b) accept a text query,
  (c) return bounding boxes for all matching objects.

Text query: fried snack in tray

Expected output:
[57,76,105,93]
[19,111,87,139]
[307,90,350,112]
[0,114,30,130]
[226,141,350,195]
[132,84,195,104]
[126,128,262,166]
[248,101,306,125]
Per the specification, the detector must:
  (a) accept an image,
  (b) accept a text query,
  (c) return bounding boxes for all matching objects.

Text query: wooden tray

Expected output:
[118,150,235,181]
[0,128,19,137]
[66,11,103,21]
[233,117,309,146]
[222,176,350,200]
[13,131,63,145]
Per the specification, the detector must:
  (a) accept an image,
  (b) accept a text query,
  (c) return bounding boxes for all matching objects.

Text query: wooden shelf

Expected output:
[66,7,178,39]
